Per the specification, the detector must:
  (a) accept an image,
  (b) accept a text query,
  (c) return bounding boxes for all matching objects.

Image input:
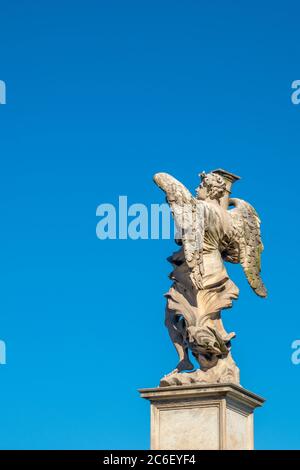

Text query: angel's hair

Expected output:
[200,172,226,200]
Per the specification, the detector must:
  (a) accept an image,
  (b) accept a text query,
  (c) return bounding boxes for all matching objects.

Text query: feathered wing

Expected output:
[228,198,267,298]
[153,172,204,289]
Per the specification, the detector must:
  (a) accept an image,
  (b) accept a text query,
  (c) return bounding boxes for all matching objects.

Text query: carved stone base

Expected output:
[160,355,239,387]
[139,383,265,450]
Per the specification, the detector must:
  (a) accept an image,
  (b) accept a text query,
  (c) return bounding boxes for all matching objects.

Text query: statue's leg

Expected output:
[164,306,194,374]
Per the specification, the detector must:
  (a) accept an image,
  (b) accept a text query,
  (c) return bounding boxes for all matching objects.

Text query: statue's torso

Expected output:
[170,201,234,290]
[202,201,233,288]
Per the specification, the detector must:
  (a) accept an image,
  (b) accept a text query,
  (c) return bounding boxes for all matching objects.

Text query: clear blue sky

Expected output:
[0,0,299,450]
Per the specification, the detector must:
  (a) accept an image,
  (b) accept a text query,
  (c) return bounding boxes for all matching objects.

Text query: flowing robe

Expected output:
[166,201,239,364]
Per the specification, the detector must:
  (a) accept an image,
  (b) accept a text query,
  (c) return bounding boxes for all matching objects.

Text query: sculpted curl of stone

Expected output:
[154,169,267,387]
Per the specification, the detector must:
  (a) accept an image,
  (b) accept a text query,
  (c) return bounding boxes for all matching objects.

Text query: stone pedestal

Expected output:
[139,383,265,450]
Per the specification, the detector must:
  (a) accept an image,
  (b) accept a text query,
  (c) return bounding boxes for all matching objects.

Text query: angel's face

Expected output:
[196,184,207,200]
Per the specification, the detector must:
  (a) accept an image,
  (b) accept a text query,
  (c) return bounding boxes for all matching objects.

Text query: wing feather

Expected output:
[153,172,204,289]
[228,198,267,298]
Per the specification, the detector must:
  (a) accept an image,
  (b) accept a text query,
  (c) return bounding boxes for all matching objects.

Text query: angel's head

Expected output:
[196,172,226,202]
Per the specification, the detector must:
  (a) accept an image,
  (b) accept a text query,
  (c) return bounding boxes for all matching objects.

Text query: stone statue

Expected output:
[153,169,267,387]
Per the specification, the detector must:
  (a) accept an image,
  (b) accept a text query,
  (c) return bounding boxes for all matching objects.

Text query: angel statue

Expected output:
[153,169,267,387]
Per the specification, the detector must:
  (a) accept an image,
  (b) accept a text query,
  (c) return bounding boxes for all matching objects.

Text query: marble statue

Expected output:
[153,169,267,387]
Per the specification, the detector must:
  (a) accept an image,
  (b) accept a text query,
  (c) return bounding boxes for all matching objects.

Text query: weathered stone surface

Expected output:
[153,169,267,385]
[139,384,264,450]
